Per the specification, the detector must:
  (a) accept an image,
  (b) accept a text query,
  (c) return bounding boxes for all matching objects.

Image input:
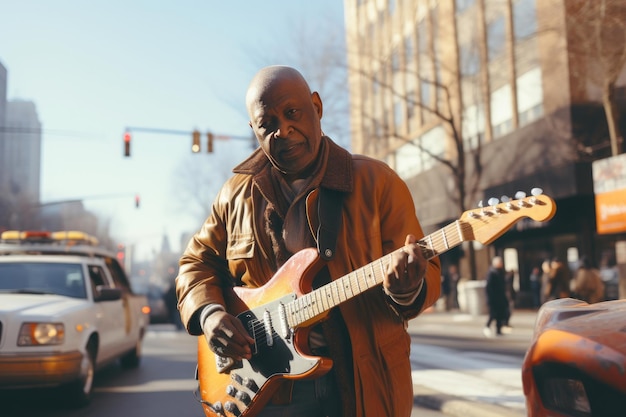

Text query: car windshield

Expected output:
[0,262,87,299]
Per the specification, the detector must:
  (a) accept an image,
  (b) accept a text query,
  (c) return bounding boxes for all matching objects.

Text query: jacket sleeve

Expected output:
[176,185,232,335]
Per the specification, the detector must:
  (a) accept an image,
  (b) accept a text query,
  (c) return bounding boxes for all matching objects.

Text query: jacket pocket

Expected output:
[226,235,255,260]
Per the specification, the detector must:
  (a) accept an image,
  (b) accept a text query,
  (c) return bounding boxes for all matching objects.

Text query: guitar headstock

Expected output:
[460,190,556,245]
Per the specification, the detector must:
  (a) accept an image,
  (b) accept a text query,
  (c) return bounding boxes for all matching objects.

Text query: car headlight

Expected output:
[18,322,65,346]
[542,377,591,416]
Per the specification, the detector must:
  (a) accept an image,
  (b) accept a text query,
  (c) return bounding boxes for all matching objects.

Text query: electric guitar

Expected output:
[196,191,557,417]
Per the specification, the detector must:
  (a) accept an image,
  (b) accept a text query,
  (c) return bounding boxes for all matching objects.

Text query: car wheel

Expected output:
[120,338,142,369]
[62,344,96,408]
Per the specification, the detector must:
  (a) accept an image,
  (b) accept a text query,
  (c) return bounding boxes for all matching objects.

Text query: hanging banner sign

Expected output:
[593,153,626,234]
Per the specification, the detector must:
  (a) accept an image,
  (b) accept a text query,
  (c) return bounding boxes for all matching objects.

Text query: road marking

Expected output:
[95,379,197,393]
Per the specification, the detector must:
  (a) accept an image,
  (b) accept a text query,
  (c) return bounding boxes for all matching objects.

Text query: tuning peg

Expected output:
[488,197,499,206]
[515,191,526,199]
[500,195,511,203]
[531,187,543,196]
[478,200,484,208]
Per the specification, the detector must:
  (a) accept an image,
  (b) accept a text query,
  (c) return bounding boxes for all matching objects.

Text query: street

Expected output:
[409,308,535,417]
[1,311,534,417]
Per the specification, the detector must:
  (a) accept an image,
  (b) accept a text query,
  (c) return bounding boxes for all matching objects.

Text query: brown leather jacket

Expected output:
[177,138,441,417]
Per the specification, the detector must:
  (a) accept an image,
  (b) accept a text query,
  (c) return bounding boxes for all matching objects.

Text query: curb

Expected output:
[413,384,526,417]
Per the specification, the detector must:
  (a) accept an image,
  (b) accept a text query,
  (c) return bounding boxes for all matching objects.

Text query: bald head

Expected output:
[245,66,311,115]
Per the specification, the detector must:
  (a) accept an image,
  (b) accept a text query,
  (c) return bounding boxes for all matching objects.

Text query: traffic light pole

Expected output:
[123,126,254,157]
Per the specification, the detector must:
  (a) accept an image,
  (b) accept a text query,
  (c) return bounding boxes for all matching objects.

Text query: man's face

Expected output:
[248,78,323,180]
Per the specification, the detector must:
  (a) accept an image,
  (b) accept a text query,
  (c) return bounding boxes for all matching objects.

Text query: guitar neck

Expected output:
[287,220,471,328]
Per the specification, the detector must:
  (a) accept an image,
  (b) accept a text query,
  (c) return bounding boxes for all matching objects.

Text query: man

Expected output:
[176,66,441,417]
[546,257,572,301]
[484,256,509,337]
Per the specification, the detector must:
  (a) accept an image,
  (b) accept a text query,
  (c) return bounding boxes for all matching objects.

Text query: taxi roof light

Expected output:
[0,230,99,246]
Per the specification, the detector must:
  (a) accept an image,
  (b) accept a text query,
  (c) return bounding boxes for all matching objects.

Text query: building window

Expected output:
[395,138,423,178]
[513,0,537,40]
[405,35,414,66]
[456,0,475,14]
[407,92,416,121]
[459,44,480,76]
[490,84,513,138]
[462,104,486,150]
[394,126,446,179]
[421,126,446,170]
[420,80,431,107]
[516,67,543,126]
[391,49,400,72]
[487,15,506,61]
[394,101,403,132]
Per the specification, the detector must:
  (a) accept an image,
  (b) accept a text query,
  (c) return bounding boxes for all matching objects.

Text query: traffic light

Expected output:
[207,132,214,153]
[123,131,132,157]
[116,243,126,263]
[135,194,140,208]
[192,130,201,153]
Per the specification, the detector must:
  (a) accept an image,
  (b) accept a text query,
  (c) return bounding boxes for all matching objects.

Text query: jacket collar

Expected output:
[233,136,353,193]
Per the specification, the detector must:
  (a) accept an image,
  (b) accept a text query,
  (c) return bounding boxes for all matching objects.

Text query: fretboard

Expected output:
[286,220,471,328]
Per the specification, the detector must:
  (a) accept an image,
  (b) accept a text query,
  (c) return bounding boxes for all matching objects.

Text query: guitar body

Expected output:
[197,248,334,417]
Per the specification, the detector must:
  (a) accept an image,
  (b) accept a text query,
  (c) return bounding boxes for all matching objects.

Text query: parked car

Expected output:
[0,230,149,407]
[522,297,626,417]
[137,284,169,324]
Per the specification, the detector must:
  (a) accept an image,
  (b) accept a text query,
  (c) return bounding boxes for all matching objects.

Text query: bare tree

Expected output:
[344,2,490,279]
[568,0,626,156]
[244,14,351,149]
[171,152,238,225]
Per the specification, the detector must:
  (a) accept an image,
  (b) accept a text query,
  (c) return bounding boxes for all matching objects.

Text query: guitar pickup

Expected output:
[215,354,236,374]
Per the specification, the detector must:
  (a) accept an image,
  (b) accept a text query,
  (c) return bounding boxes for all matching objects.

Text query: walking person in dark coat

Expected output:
[484,256,509,337]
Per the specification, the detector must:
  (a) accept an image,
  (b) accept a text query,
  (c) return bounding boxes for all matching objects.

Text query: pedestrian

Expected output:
[175,66,441,417]
[484,256,509,337]
[529,266,542,307]
[441,268,451,310]
[540,259,552,304]
[546,257,571,301]
[443,264,460,311]
[571,256,605,304]
[502,269,516,333]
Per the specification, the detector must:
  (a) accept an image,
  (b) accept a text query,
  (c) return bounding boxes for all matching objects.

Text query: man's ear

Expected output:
[311,92,323,119]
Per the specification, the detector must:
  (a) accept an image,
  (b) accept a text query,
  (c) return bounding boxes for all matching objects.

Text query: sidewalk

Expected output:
[409,308,538,417]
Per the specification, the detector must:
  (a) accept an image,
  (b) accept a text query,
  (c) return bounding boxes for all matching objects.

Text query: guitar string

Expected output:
[241,221,480,349]
[234,207,530,352]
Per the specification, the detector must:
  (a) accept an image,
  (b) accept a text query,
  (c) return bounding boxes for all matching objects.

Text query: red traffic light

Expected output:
[135,194,140,208]
[123,131,131,157]
[116,243,126,262]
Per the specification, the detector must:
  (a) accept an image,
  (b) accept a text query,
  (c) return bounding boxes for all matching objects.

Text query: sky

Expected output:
[0,1,346,260]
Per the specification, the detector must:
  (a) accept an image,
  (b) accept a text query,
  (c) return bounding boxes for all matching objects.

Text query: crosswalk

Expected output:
[411,342,526,413]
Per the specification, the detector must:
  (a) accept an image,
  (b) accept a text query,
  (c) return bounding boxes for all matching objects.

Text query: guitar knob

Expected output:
[231,373,243,385]
[212,401,223,413]
[224,401,241,416]
[226,384,238,397]
[243,377,259,392]
[235,390,252,405]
